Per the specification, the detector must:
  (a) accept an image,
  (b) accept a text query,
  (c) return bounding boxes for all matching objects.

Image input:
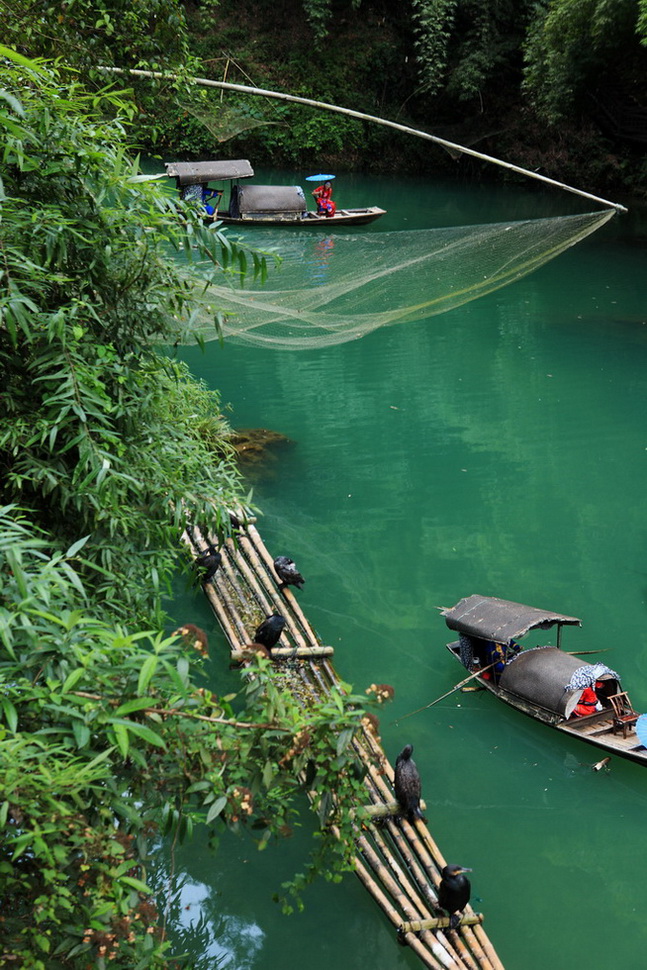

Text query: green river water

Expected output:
[164,169,647,970]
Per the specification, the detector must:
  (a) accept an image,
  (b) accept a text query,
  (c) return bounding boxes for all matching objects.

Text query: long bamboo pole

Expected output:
[396,663,498,723]
[99,66,627,213]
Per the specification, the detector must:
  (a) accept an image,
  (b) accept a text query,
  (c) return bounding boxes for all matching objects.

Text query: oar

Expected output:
[394,661,498,725]
[394,648,613,725]
[565,648,612,656]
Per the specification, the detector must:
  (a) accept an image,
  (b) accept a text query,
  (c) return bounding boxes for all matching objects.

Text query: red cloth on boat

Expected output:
[572,686,598,717]
[312,182,336,217]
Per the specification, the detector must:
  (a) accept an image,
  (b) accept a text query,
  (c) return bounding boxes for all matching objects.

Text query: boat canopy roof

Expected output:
[442,594,581,646]
[236,184,306,214]
[165,160,254,185]
[499,648,618,718]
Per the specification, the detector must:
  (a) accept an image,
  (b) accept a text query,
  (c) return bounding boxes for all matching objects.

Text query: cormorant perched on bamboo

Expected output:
[195,544,221,585]
[273,556,305,591]
[437,864,472,929]
[394,744,427,824]
[253,614,286,653]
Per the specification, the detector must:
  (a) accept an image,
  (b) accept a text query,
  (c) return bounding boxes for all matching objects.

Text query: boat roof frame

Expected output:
[165,159,254,185]
[442,594,581,646]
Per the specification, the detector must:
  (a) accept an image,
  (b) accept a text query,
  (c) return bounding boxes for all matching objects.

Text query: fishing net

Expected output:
[179,100,277,142]
[186,208,615,349]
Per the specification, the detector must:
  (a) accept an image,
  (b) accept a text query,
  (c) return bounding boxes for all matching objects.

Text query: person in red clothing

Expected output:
[572,685,599,717]
[312,181,336,217]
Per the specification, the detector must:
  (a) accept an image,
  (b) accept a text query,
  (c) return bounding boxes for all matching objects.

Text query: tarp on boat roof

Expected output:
[499,648,619,718]
[442,594,581,645]
[236,184,306,215]
[165,160,254,185]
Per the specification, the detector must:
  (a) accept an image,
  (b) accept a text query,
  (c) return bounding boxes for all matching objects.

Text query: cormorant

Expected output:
[253,614,286,652]
[394,744,427,824]
[195,544,221,585]
[437,864,472,929]
[273,556,305,591]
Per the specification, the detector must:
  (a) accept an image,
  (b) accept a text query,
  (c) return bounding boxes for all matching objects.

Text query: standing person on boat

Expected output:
[312,180,336,217]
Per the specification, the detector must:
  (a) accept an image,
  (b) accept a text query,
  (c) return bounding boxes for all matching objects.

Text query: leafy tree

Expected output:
[0,507,382,968]
[523,0,646,122]
[411,0,534,104]
[4,0,191,73]
[0,47,269,624]
[0,49,386,968]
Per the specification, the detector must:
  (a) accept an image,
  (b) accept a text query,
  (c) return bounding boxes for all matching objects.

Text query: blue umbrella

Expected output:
[305,174,335,181]
[636,713,647,747]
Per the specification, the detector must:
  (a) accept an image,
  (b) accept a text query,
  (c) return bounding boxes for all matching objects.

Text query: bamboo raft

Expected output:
[183,522,505,970]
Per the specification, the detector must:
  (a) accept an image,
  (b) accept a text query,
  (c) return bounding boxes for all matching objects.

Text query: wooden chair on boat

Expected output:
[608,692,639,738]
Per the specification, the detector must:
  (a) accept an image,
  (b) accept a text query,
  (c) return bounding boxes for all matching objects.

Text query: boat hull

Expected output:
[215,206,386,227]
[447,642,647,766]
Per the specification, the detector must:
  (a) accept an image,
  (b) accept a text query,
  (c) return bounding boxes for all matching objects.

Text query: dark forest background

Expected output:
[7,0,647,197]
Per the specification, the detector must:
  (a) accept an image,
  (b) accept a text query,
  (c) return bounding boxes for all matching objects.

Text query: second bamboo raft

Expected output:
[183,521,505,970]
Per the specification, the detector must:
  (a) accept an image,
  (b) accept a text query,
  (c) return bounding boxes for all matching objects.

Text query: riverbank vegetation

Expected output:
[5,0,647,196]
[0,1,644,962]
[0,51,385,968]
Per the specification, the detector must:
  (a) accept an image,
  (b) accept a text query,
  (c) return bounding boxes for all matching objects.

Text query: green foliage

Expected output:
[523,0,643,121]
[0,508,383,967]
[4,0,206,151]
[411,0,458,97]
[640,0,647,43]
[302,0,335,46]
[0,49,388,968]
[412,0,534,103]
[7,0,191,72]
[0,50,270,624]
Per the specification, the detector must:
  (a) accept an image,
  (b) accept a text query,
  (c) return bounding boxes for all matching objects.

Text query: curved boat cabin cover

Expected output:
[442,594,620,718]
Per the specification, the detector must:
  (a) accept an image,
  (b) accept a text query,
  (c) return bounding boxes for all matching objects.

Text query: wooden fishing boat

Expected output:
[164,159,386,227]
[441,594,647,765]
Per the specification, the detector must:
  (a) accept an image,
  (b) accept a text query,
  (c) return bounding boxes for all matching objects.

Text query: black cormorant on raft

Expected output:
[438,865,472,929]
[273,556,305,591]
[394,744,427,824]
[253,614,286,653]
[181,520,505,968]
[195,544,222,585]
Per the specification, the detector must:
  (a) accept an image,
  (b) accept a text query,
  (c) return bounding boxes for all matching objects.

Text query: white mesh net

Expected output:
[187,209,615,349]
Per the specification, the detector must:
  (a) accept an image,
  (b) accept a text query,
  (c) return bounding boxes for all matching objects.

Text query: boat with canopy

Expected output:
[165,159,386,227]
[441,594,647,765]
[101,67,626,352]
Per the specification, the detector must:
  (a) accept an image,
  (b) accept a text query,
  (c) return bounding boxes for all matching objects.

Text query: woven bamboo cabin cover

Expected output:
[442,594,581,646]
[165,159,254,185]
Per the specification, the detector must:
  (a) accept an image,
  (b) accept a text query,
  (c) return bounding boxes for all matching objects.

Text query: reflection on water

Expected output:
[308,235,335,286]
[170,174,647,970]
[157,864,264,970]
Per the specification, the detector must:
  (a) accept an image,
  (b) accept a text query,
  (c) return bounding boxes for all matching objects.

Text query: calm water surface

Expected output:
[165,170,647,970]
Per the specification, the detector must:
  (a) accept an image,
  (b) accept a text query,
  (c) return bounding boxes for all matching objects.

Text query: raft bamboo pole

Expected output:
[353,859,451,970]
[361,757,496,970]
[231,645,334,662]
[99,66,628,214]
[179,522,505,970]
[403,916,484,932]
[318,657,500,970]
